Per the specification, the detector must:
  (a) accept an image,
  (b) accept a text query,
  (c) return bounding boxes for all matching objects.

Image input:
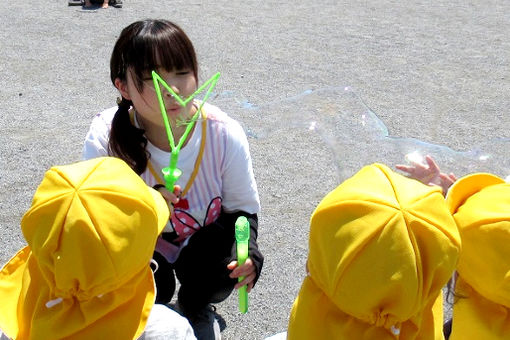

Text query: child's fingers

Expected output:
[425,155,440,172]
[397,163,428,175]
[439,172,457,186]
[395,164,412,172]
[449,172,457,182]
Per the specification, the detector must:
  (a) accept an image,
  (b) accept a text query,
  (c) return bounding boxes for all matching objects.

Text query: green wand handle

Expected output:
[161,149,182,191]
[235,216,250,314]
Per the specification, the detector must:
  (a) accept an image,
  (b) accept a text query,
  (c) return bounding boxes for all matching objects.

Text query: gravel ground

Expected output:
[0,1,509,339]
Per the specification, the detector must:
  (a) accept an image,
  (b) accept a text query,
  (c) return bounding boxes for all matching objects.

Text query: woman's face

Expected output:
[119,67,198,128]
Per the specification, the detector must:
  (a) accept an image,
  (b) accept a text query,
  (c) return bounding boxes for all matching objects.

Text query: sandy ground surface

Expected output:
[0,1,509,339]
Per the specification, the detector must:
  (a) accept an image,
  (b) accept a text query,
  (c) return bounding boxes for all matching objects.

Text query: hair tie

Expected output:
[117,97,131,110]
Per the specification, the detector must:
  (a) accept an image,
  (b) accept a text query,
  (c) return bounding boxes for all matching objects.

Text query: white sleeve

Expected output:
[82,108,116,160]
[221,119,260,214]
[138,304,196,340]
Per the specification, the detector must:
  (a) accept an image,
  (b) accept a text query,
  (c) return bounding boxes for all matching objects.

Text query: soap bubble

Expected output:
[211,87,510,183]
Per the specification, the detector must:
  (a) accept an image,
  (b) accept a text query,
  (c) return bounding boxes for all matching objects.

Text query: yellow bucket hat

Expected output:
[446,173,510,339]
[0,157,169,340]
[288,163,461,340]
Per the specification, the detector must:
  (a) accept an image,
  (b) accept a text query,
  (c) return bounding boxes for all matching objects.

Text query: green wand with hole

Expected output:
[235,216,250,314]
[151,71,220,190]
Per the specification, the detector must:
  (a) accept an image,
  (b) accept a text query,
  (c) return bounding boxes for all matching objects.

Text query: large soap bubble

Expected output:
[214,86,510,182]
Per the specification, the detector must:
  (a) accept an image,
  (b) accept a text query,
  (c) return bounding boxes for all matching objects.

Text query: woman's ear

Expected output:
[114,78,131,100]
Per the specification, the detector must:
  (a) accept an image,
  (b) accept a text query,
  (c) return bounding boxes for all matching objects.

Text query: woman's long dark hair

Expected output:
[109,19,198,175]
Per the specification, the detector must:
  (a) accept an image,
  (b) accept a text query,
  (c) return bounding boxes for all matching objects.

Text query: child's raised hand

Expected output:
[396,155,440,184]
[396,155,455,195]
[228,258,256,293]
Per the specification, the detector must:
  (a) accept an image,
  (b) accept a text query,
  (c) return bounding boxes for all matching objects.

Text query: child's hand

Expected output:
[154,185,181,214]
[396,155,456,195]
[228,258,256,293]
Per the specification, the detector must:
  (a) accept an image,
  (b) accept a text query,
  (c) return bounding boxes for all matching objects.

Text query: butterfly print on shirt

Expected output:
[162,197,222,244]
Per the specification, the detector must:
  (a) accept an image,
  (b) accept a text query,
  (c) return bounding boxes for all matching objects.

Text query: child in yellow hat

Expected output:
[0,157,196,340]
[445,173,510,339]
[287,163,461,339]
[397,154,510,339]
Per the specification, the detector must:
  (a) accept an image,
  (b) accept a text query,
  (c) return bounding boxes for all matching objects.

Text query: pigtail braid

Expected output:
[108,97,150,175]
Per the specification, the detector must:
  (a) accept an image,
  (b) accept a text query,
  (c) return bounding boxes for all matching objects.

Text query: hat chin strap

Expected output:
[150,258,159,273]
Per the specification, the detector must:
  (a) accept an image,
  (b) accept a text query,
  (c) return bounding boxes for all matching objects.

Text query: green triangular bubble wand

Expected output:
[151,71,220,190]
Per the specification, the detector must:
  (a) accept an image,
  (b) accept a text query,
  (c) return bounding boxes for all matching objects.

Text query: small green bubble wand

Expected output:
[235,216,250,314]
[151,71,220,190]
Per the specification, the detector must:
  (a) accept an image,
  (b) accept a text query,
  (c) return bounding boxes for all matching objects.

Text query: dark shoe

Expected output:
[182,304,221,340]
[68,0,83,5]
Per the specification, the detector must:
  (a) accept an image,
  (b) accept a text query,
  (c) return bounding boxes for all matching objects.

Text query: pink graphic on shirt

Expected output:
[170,197,222,243]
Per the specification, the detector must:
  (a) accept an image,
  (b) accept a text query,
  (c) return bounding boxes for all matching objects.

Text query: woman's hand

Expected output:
[396,155,456,195]
[228,258,257,293]
[154,184,181,215]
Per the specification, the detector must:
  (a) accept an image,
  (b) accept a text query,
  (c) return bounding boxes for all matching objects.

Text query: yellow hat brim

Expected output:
[288,277,398,339]
[0,247,156,339]
[148,187,170,235]
[0,246,30,337]
[446,173,505,214]
[450,277,510,339]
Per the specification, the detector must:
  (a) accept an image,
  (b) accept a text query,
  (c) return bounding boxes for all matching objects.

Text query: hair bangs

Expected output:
[127,21,198,91]
[156,31,196,75]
